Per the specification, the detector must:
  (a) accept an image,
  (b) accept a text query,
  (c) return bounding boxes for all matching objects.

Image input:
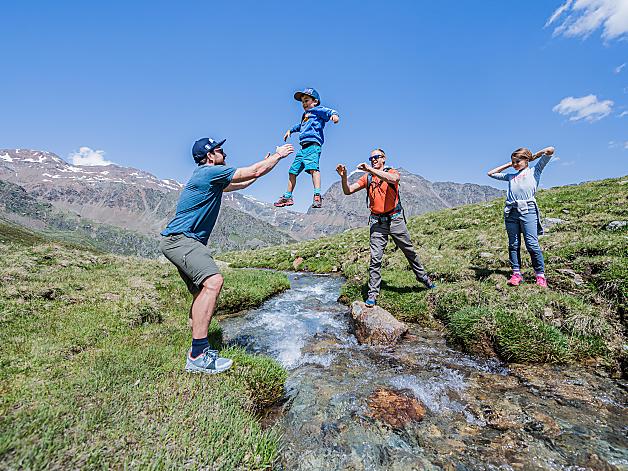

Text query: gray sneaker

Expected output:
[185,347,233,374]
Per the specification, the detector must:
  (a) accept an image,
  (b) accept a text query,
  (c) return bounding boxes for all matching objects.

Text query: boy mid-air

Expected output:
[274,87,340,209]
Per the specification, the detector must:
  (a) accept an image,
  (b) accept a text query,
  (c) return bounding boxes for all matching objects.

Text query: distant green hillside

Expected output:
[0,179,296,258]
[0,180,162,257]
[224,177,628,372]
[0,223,290,469]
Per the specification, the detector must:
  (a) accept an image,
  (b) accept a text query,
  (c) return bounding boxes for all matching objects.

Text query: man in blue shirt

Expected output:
[160,137,294,374]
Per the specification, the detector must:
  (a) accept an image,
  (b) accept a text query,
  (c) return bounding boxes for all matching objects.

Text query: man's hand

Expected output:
[336,164,347,178]
[283,130,291,142]
[357,162,370,172]
[331,115,339,124]
[275,144,294,158]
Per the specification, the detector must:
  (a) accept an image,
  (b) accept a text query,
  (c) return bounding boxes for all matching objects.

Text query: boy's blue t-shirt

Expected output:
[161,164,236,245]
[290,105,338,146]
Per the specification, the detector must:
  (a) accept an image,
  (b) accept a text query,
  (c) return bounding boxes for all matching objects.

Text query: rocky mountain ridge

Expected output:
[1,148,504,254]
[0,149,294,253]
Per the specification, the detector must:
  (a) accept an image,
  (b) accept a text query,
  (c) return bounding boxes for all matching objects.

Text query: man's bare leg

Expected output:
[190,274,224,339]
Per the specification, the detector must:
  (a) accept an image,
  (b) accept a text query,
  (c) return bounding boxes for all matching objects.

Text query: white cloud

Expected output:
[615,63,626,74]
[619,111,628,117]
[609,140,628,149]
[552,94,614,122]
[546,0,628,41]
[69,147,113,166]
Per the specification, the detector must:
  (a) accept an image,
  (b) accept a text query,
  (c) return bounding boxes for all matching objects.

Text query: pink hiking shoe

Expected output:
[507,273,523,286]
[535,275,548,288]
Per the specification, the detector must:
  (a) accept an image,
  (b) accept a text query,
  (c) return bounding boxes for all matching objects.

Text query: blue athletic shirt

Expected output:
[290,105,338,146]
[161,164,236,245]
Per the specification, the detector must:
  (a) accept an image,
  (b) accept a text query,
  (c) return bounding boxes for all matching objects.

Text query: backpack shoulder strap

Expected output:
[365,167,401,208]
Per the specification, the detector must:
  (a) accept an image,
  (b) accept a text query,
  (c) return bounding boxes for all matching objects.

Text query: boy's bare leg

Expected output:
[311,170,321,189]
[310,170,322,207]
[275,174,297,206]
[287,173,297,193]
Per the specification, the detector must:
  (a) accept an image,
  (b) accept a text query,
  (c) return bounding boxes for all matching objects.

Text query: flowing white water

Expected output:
[221,273,628,471]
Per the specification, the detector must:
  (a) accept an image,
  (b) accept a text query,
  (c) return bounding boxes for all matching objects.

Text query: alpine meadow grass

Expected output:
[0,224,290,470]
[223,177,627,372]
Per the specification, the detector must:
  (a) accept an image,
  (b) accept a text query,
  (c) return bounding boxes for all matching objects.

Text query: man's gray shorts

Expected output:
[159,234,220,295]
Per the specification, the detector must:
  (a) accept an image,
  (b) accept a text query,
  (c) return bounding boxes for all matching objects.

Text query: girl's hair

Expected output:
[511,148,532,161]
[373,148,386,156]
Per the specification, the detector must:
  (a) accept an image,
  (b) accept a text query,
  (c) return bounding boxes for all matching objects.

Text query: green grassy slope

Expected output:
[0,224,291,469]
[223,177,628,371]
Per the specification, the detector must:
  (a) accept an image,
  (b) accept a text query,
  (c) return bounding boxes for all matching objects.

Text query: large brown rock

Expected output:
[350,301,408,345]
[367,388,426,429]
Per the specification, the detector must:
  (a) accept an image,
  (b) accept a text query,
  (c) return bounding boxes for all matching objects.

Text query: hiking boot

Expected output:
[422,277,437,289]
[507,273,523,286]
[185,347,233,375]
[365,297,377,307]
[535,275,548,288]
[274,196,294,207]
[311,194,322,209]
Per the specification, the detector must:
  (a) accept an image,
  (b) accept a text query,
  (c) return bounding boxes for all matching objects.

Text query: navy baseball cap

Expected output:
[294,87,320,102]
[192,137,226,163]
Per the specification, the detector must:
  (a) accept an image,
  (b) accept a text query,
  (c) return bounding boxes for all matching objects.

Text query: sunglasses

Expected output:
[369,154,384,162]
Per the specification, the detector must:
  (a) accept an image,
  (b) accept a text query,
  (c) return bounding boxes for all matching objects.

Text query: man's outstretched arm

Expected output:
[228,144,294,187]
[356,162,399,185]
[336,164,363,195]
[224,178,256,192]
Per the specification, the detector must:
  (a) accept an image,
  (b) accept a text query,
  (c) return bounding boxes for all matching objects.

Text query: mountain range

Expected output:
[0,149,504,255]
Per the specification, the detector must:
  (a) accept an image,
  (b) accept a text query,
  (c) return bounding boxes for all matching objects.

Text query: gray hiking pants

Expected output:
[368,216,428,298]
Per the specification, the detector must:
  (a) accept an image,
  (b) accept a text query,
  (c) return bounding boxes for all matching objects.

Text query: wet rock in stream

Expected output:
[351,301,408,346]
[367,388,426,429]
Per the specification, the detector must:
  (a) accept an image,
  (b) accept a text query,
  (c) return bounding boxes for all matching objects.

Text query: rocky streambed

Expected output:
[221,273,627,470]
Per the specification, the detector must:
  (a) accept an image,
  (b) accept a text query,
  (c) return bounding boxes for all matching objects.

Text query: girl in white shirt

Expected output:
[487,146,555,287]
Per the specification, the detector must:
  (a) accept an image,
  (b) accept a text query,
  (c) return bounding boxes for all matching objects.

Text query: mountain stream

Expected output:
[221,273,627,470]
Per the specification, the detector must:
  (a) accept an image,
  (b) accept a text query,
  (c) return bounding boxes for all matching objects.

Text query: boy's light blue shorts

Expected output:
[289,144,321,175]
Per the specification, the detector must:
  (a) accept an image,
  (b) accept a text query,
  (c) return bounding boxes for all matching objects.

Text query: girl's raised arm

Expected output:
[487,161,512,179]
[531,146,555,161]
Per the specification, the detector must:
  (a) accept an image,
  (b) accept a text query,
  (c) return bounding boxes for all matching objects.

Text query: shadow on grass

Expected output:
[470,266,511,281]
[380,280,430,294]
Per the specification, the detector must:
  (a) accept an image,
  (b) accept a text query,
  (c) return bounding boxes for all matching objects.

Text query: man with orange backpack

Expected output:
[336,148,436,307]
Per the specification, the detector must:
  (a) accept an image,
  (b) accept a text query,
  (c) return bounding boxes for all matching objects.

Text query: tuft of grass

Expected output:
[222,177,628,370]
[0,239,290,469]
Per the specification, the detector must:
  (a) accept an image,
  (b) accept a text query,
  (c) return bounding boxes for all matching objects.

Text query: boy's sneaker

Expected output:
[274,196,294,207]
[535,275,548,288]
[507,273,523,286]
[365,297,377,307]
[422,277,437,289]
[185,347,233,375]
[311,194,322,208]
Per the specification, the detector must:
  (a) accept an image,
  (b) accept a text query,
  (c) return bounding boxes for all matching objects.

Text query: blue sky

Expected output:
[2,1,626,211]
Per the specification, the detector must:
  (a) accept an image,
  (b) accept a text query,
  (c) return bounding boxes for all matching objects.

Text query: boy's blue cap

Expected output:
[192,137,226,162]
[294,87,320,103]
